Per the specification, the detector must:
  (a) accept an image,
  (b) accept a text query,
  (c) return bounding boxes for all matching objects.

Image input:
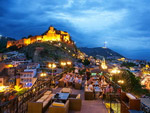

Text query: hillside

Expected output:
[79,47,123,58]
[0,36,16,51]
[19,41,78,63]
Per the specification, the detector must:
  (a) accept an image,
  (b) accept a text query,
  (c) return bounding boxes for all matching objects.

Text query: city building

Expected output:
[20,69,37,87]
[141,75,150,89]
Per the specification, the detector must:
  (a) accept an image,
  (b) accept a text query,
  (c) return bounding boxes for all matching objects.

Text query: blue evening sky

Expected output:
[0,0,150,60]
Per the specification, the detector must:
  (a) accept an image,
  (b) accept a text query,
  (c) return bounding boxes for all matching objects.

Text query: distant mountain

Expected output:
[0,36,16,49]
[79,47,124,58]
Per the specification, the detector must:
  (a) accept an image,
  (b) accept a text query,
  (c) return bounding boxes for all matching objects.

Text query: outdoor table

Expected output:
[94,86,102,99]
[94,86,102,93]
[52,93,70,100]
[93,77,99,80]
[93,81,99,86]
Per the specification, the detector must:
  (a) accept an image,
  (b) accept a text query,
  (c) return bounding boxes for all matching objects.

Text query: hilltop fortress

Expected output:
[7,26,73,48]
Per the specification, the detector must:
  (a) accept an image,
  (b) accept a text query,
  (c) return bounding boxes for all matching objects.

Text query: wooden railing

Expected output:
[141,102,150,113]
[104,73,121,93]
[103,72,150,113]
[0,71,65,113]
[102,72,121,113]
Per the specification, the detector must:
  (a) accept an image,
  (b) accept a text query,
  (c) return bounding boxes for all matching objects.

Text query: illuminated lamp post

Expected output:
[110,67,120,74]
[118,80,124,84]
[118,80,124,89]
[40,72,47,81]
[67,61,72,66]
[40,72,47,77]
[60,62,66,71]
[110,67,121,83]
[48,63,57,77]
[66,61,72,72]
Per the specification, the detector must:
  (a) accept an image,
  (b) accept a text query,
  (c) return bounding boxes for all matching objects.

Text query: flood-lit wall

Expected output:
[6,26,72,48]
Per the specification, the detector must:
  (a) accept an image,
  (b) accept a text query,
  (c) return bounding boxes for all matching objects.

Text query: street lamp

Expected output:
[67,61,72,72]
[118,80,124,84]
[60,62,66,71]
[110,67,121,83]
[67,61,72,66]
[110,67,120,74]
[40,72,47,77]
[61,62,66,66]
[40,72,47,81]
[48,63,57,77]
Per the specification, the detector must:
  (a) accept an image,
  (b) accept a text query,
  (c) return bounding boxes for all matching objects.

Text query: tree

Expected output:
[78,59,82,63]
[121,62,137,68]
[8,45,19,51]
[83,59,90,66]
[118,70,149,96]
[28,35,33,38]
[22,37,27,39]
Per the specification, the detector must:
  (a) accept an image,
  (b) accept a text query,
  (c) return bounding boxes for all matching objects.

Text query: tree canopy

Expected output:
[113,69,149,96]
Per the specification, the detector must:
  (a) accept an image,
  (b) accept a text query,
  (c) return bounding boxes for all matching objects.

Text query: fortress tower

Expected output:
[6,26,73,48]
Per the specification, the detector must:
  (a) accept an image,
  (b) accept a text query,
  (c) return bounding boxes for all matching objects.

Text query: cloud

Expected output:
[0,0,150,59]
[47,8,128,33]
[63,0,74,8]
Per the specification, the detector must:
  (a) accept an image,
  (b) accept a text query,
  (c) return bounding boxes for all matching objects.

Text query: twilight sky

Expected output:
[0,0,150,60]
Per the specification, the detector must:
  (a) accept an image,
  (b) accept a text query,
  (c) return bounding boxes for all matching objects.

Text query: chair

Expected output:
[28,91,54,113]
[75,83,82,90]
[49,100,69,113]
[60,88,72,93]
[84,86,94,100]
[58,80,65,87]
[68,94,82,111]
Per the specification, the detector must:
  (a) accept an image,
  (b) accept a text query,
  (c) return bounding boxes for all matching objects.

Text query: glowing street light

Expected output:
[48,63,57,77]
[118,80,124,84]
[40,72,47,77]
[60,61,66,71]
[67,61,72,66]
[111,67,120,74]
[0,86,6,92]
[48,63,56,69]
[60,62,66,67]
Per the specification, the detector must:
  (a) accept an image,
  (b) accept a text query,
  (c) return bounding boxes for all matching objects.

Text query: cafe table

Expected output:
[52,93,70,101]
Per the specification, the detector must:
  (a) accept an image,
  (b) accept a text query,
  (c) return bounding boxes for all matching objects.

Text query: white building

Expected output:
[20,69,37,87]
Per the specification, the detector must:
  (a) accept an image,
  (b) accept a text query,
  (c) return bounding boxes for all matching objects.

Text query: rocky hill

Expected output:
[79,47,123,58]
[19,41,78,63]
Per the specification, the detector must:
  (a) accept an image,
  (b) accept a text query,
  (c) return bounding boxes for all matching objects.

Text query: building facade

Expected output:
[20,69,37,87]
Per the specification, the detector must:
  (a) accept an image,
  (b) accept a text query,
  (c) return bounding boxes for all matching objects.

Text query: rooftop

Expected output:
[45,87,108,113]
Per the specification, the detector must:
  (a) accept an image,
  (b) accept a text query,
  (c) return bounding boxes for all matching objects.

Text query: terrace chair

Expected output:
[75,82,82,90]
[60,88,72,93]
[68,94,82,111]
[58,79,65,87]
[84,86,94,100]
[49,100,69,113]
[28,91,54,113]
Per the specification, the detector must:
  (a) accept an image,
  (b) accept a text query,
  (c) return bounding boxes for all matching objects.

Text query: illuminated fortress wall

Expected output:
[7,26,72,48]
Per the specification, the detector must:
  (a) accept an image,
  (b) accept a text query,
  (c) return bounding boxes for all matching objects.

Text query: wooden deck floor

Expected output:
[45,87,108,113]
